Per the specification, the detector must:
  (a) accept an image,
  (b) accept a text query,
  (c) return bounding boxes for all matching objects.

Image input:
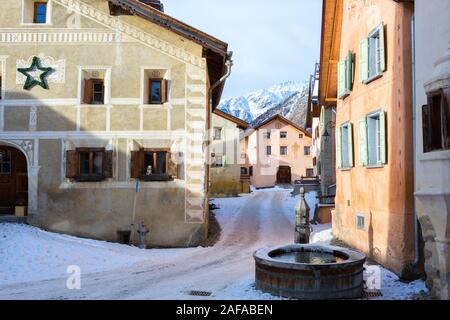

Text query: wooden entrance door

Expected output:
[277,166,292,183]
[0,146,28,214]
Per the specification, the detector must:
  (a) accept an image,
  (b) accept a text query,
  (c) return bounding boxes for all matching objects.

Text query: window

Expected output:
[0,150,11,175]
[264,132,271,139]
[275,123,282,129]
[34,2,47,23]
[423,89,450,153]
[338,50,354,99]
[240,167,248,175]
[213,127,223,141]
[66,148,113,182]
[356,213,365,230]
[358,111,386,167]
[149,78,167,104]
[83,79,105,104]
[304,146,311,155]
[336,122,354,169]
[280,146,288,156]
[360,23,386,83]
[131,148,176,181]
[306,168,314,177]
[280,131,287,138]
[80,68,110,105]
[266,146,272,156]
[299,134,303,139]
[313,157,317,166]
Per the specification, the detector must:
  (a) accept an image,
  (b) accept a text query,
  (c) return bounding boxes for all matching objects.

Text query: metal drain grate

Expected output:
[188,290,212,297]
[363,289,383,298]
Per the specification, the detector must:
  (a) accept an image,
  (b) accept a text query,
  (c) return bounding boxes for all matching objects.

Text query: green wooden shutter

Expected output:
[336,126,342,169]
[359,38,369,83]
[379,111,387,164]
[358,118,368,166]
[338,60,346,98]
[348,123,354,167]
[378,23,386,72]
[346,51,353,91]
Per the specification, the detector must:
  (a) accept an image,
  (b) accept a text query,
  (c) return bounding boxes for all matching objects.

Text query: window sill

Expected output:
[366,164,385,169]
[419,149,450,161]
[363,73,383,85]
[73,175,106,182]
[339,167,352,171]
[338,91,351,100]
[20,23,53,27]
[140,103,169,108]
[141,174,172,182]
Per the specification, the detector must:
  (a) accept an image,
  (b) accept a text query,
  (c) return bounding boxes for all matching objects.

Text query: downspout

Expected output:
[204,52,233,239]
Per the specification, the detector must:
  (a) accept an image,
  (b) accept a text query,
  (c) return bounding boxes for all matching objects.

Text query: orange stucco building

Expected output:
[321,0,417,276]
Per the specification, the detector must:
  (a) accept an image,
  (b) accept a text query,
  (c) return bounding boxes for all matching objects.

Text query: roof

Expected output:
[107,0,230,107]
[252,114,312,137]
[213,109,250,129]
[318,0,344,107]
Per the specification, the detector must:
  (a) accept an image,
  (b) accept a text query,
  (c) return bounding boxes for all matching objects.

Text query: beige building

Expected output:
[413,0,450,299]
[209,109,249,197]
[241,115,313,188]
[0,0,231,247]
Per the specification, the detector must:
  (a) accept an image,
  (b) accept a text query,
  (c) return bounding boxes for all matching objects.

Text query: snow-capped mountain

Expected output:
[219,81,309,129]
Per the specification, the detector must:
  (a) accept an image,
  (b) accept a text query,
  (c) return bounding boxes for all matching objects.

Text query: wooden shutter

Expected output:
[336,126,342,169]
[379,111,387,164]
[130,151,143,179]
[442,88,450,149]
[83,79,94,104]
[378,23,386,72]
[167,152,178,179]
[103,150,113,178]
[346,51,354,91]
[422,104,431,153]
[66,150,79,178]
[359,38,369,83]
[358,118,368,166]
[337,60,346,98]
[348,123,354,168]
[161,79,168,103]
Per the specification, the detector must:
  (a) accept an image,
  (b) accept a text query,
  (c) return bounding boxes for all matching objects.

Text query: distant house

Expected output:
[209,109,249,197]
[321,0,418,277]
[0,0,231,247]
[241,115,313,188]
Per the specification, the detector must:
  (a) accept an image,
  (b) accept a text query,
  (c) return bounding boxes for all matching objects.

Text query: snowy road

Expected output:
[0,188,426,300]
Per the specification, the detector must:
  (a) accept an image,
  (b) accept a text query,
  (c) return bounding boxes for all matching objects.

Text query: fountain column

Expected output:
[295,187,310,244]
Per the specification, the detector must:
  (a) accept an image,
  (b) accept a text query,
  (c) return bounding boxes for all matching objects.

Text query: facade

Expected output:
[0,0,231,247]
[209,109,249,197]
[242,115,313,188]
[325,0,417,276]
[414,0,450,299]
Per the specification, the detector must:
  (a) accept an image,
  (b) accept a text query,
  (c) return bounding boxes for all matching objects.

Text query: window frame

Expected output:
[264,132,271,139]
[304,146,311,156]
[33,2,48,24]
[280,146,288,156]
[266,145,272,156]
[78,67,111,105]
[73,148,107,182]
[280,131,288,139]
[141,148,170,179]
[149,78,167,105]
[337,122,354,170]
[423,89,450,153]
[213,127,223,141]
[91,79,105,105]
[362,23,386,84]
[365,110,385,167]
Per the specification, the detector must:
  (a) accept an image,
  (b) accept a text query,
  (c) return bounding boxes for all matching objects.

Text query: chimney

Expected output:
[139,0,164,12]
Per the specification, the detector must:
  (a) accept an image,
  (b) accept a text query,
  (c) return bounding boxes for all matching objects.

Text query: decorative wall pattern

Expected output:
[16,54,66,85]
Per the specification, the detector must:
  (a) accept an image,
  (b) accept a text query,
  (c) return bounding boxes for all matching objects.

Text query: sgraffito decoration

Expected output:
[17,56,54,90]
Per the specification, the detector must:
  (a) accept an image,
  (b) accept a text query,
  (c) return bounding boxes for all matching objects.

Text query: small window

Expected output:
[304,146,311,155]
[240,167,248,175]
[423,89,450,153]
[266,146,272,155]
[130,148,176,181]
[213,127,223,141]
[337,122,354,169]
[280,131,287,139]
[299,134,303,139]
[34,2,48,24]
[356,213,365,230]
[367,113,381,165]
[280,146,288,156]
[306,168,314,177]
[81,69,108,105]
[275,123,282,129]
[264,132,271,139]
[0,150,12,175]
[360,23,386,83]
[338,51,354,99]
[313,157,317,166]
[149,78,167,104]
[66,148,113,182]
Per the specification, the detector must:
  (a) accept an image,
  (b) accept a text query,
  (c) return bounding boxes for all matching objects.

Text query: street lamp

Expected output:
[322,121,336,142]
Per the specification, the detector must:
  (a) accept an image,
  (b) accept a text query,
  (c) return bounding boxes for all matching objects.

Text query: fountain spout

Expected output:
[295,187,310,244]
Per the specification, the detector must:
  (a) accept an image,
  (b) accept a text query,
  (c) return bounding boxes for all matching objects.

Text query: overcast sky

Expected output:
[163,0,323,98]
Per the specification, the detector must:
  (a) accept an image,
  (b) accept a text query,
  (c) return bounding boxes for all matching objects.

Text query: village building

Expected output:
[322,0,419,277]
[240,115,313,189]
[209,109,249,197]
[0,0,232,247]
[413,0,450,299]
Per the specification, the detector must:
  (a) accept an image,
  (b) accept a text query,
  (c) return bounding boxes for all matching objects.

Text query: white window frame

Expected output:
[366,111,382,166]
[366,25,384,82]
[77,66,112,106]
[340,122,351,169]
[21,0,53,26]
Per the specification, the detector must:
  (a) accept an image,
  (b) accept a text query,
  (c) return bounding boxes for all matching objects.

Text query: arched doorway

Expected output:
[0,146,28,215]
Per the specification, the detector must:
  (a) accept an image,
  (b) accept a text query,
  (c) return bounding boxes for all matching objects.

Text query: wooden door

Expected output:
[277,166,292,183]
[0,146,28,214]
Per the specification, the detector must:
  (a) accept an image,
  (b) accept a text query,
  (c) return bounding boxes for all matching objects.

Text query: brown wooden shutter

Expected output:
[167,152,178,179]
[443,88,450,149]
[161,79,168,103]
[422,104,431,153]
[103,150,113,178]
[83,79,94,104]
[130,151,143,179]
[66,150,79,178]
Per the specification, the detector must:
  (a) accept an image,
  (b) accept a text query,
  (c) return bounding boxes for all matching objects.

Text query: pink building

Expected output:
[240,115,313,188]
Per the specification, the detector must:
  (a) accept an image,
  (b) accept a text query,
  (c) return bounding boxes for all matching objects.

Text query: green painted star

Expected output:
[17,56,54,91]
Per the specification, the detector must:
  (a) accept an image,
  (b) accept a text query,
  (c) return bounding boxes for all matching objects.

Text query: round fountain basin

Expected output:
[254,244,366,300]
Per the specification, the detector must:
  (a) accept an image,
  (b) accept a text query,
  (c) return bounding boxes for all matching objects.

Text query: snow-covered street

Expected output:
[0,188,426,300]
